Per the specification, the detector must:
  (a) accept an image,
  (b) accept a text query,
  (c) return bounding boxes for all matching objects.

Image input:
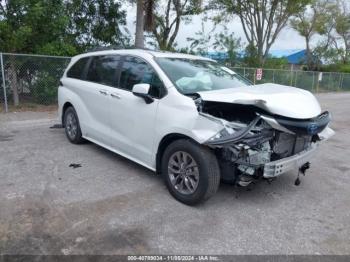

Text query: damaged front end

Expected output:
[193,96,334,186]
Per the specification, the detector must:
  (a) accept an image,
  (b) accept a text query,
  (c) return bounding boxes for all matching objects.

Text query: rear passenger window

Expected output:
[119,56,164,98]
[86,55,120,87]
[67,57,89,79]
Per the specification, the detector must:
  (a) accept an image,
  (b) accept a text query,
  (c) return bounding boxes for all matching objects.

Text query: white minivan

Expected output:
[58,49,334,205]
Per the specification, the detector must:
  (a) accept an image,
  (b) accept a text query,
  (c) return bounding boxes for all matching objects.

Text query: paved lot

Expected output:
[0,93,350,255]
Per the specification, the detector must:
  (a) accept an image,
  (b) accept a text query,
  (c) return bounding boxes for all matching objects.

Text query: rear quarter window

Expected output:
[66,57,89,79]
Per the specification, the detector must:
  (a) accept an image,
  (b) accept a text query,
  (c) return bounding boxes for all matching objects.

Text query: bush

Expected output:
[321,64,350,73]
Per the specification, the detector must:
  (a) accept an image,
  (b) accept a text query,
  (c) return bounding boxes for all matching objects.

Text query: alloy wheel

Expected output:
[66,112,78,140]
[168,151,199,195]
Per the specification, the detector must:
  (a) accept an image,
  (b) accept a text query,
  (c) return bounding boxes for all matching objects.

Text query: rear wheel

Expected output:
[161,139,220,205]
[64,106,84,144]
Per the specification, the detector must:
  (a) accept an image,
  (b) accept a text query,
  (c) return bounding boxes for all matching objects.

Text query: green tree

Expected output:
[176,47,196,54]
[0,0,75,106]
[332,0,350,63]
[0,0,129,106]
[290,0,332,69]
[310,0,350,67]
[187,22,213,54]
[0,0,75,55]
[213,27,242,66]
[214,0,311,65]
[263,57,289,69]
[65,0,129,52]
[152,0,202,50]
[242,44,259,67]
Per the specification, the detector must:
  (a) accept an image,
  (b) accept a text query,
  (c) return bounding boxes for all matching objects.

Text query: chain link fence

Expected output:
[0,53,70,112]
[232,67,350,92]
[0,54,6,112]
[1,53,350,113]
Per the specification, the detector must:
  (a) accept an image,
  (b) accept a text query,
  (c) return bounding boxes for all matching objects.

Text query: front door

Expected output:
[109,55,165,167]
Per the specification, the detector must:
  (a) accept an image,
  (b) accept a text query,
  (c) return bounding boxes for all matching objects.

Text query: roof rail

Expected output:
[85,45,123,53]
[85,46,156,53]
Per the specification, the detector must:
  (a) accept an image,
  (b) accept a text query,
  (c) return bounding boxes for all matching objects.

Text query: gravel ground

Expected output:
[0,93,349,255]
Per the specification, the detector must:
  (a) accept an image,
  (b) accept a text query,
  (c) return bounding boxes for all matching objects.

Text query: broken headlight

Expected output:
[209,126,236,141]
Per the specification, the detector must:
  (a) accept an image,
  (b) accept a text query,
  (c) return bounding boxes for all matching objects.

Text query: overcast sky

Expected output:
[124,5,320,51]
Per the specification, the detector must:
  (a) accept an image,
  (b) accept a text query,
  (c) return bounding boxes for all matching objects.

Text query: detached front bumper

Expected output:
[263,127,335,178]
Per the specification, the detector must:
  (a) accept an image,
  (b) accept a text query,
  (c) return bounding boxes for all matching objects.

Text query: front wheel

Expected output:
[161,139,220,205]
[64,106,84,144]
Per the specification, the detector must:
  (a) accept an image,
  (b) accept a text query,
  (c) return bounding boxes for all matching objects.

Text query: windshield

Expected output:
[155,57,251,94]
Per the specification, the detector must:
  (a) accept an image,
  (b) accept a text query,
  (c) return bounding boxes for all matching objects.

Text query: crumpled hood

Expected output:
[197,83,322,119]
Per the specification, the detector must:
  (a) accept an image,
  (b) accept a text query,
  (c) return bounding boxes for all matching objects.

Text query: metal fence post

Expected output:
[340,73,344,90]
[338,73,342,91]
[0,53,8,113]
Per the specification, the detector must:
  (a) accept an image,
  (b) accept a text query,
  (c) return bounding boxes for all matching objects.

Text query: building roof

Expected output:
[269,49,306,64]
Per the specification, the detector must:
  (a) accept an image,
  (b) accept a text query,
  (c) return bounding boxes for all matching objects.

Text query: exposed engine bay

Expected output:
[190,94,333,186]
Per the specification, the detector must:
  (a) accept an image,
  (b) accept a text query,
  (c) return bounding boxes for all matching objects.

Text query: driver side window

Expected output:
[119,56,165,98]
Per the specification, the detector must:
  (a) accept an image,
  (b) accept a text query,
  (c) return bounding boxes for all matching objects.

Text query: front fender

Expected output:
[151,88,224,168]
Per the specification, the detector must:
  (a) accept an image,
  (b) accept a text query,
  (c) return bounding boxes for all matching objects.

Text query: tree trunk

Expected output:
[257,40,265,65]
[9,57,19,106]
[306,37,312,70]
[135,0,144,48]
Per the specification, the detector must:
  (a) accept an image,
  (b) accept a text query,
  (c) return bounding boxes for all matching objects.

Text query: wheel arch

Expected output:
[155,133,200,174]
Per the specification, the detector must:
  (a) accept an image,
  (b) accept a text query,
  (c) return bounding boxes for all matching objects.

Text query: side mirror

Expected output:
[132,83,154,104]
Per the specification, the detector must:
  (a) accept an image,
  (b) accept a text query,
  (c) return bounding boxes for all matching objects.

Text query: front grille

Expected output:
[272,132,312,159]
[294,136,312,153]
[275,111,330,136]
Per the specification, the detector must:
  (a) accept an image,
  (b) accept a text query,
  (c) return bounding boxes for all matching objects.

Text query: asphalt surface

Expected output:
[0,93,349,255]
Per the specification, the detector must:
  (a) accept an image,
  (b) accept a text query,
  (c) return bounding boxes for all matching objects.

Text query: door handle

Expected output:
[99,90,108,95]
[111,93,121,99]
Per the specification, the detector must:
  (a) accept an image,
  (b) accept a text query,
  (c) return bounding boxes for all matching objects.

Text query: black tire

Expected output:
[63,106,84,144]
[161,139,220,205]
